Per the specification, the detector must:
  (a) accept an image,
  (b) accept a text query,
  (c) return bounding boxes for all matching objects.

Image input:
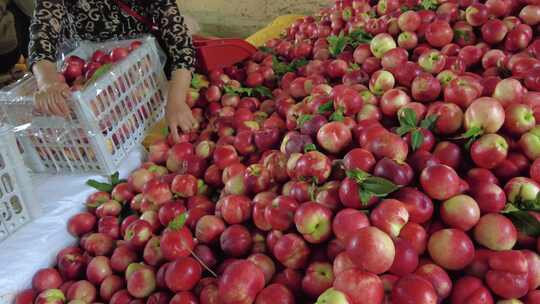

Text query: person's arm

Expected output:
[166,68,198,141]
[29,0,70,116]
[153,0,198,142]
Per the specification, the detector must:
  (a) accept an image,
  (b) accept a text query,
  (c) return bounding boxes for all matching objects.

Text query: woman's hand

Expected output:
[32,60,71,117]
[166,68,198,142]
[34,82,71,116]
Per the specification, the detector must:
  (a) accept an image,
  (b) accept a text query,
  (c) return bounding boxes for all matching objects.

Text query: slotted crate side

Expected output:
[74,37,167,174]
[0,36,166,175]
[0,125,39,242]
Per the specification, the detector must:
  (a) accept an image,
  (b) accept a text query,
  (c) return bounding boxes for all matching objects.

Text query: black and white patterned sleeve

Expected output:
[153,0,196,73]
[28,0,65,68]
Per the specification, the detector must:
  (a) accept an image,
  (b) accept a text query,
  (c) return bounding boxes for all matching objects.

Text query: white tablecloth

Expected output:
[0,147,145,304]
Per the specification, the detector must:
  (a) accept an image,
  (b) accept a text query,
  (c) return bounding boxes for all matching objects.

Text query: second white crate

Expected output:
[0,124,39,242]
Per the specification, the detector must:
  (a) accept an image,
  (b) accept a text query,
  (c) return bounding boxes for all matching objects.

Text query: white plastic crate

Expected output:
[0,124,39,242]
[0,36,166,175]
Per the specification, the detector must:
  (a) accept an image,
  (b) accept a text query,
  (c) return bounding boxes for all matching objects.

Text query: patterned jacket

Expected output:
[28,0,196,74]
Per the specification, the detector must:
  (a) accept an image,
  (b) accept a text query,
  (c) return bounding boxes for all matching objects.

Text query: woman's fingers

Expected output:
[186,116,198,132]
[34,85,71,117]
[179,119,191,133]
[189,114,199,128]
[56,97,71,117]
[51,86,70,117]
[42,95,54,115]
[60,84,70,98]
[48,93,64,116]
[169,122,180,143]
[182,111,198,131]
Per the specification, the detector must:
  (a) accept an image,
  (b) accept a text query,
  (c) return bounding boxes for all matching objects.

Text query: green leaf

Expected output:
[242,87,255,97]
[272,56,308,77]
[461,126,484,139]
[420,115,439,130]
[318,101,334,114]
[362,177,399,196]
[258,46,274,54]
[290,58,309,71]
[272,56,294,77]
[519,199,540,211]
[254,86,272,98]
[328,32,348,58]
[223,86,238,95]
[418,0,439,10]
[346,169,370,182]
[304,143,318,153]
[86,171,125,193]
[168,213,187,230]
[86,179,113,193]
[349,63,361,71]
[396,125,415,137]
[411,129,424,151]
[223,85,257,98]
[401,6,411,12]
[460,126,484,149]
[297,114,313,127]
[501,203,520,213]
[110,171,125,187]
[348,29,373,47]
[398,108,418,128]
[509,191,540,212]
[359,189,374,207]
[454,29,470,42]
[110,172,119,184]
[505,211,540,237]
[197,179,208,195]
[191,73,206,90]
[330,109,345,122]
[84,64,113,88]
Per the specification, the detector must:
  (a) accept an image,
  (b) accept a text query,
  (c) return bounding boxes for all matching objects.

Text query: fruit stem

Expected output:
[189,248,218,278]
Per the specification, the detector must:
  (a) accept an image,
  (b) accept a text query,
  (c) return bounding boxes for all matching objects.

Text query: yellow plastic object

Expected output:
[246,14,305,47]
[143,15,304,148]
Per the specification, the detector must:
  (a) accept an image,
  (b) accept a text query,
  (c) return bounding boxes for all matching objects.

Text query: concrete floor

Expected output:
[179,0,329,38]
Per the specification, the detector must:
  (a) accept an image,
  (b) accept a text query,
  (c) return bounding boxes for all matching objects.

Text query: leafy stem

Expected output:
[272,56,309,77]
[297,114,313,127]
[501,191,540,237]
[318,101,334,114]
[396,108,438,151]
[330,108,345,122]
[327,29,373,57]
[304,143,318,153]
[223,85,272,98]
[167,212,218,278]
[459,126,484,150]
[191,73,208,90]
[328,32,348,58]
[346,169,400,206]
[86,172,125,193]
